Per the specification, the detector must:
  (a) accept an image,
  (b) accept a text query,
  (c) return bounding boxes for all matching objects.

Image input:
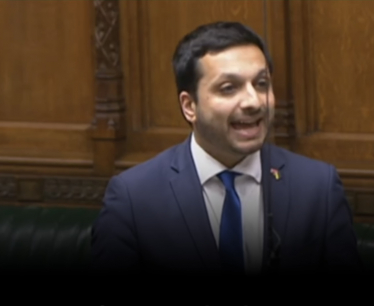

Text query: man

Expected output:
[91,21,361,277]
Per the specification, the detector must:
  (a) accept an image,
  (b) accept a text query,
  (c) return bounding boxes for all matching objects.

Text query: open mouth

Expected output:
[230,118,263,138]
[231,118,262,129]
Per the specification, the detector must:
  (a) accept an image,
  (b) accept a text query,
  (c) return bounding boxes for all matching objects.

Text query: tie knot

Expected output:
[217,170,241,190]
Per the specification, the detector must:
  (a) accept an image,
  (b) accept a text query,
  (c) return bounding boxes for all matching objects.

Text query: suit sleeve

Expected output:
[325,165,363,274]
[91,175,141,275]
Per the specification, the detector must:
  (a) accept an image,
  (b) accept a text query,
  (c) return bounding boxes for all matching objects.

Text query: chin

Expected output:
[233,137,266,154]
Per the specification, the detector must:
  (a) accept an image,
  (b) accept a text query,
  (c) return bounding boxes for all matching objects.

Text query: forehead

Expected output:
[198,44,268,81]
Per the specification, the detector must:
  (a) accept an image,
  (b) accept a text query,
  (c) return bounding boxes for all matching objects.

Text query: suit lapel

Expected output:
[168,138,291,272]
[169,137,221,270]
[261,143,290,271]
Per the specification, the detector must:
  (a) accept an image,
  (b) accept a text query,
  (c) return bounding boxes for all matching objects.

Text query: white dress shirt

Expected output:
[190,133,264,274]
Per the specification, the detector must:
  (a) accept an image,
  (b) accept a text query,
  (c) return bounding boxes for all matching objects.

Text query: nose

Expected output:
[239,83,262,110]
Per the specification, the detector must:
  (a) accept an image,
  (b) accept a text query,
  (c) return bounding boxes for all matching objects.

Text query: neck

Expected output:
[192,134,247,169]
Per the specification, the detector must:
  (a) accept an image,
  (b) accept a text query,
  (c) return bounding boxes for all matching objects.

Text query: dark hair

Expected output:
[172,21,273,101]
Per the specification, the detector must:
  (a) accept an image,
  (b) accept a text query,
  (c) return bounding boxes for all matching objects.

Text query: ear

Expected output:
[179,91,197,123]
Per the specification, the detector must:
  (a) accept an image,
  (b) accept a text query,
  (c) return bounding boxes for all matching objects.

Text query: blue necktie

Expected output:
[217,170,245,274]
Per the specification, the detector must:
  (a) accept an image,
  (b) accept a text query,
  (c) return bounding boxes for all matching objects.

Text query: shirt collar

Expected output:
[190,133,262,185]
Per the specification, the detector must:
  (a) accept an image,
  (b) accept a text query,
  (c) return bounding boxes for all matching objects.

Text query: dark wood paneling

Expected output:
[118,0,294,160]
[0,0,94,124]
[268,0,295,147]
[0,122,92,160]
[288,0,374,170]
[0,174,106,207]
[0,0,372,220]
[91,0,126,176]
[0,1,95,170]
[287,0,374,220]
[1,172,372,220]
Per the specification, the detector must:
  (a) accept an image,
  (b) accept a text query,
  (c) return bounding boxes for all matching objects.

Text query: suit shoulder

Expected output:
[268,145,340,191]
[114,143,181,183]
[269,144,334,172]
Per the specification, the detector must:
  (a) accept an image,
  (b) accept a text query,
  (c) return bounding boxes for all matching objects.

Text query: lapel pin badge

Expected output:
[270,168,281,180]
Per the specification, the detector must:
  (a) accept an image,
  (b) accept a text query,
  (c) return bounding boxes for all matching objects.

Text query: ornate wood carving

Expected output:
[274,100,296,139]
[1,172,373,221]
[44,178,107,203]
[346,190,374,216]
[91,0,126,176]
[0,177,17,201]
[0,175,107,205]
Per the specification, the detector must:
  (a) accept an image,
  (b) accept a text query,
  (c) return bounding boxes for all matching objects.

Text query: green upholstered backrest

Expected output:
[0,205,100,273]
[353,223,374,273]
[0,205,373,274]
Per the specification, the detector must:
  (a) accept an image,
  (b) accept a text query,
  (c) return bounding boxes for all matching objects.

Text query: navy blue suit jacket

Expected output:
[91,137,361,276]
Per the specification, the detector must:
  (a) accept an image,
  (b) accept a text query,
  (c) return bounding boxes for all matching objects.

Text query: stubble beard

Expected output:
[194,107,274,165]
[194,118,259,166]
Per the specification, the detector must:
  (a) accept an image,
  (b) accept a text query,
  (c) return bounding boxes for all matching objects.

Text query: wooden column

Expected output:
[91,0,126,176]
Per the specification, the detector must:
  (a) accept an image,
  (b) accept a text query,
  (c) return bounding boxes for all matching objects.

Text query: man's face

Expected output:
[180,44,275,168]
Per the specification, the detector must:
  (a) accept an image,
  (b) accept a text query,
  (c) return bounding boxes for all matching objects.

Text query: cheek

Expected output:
[197,99,218,118]
[270,96,276,107]
[196,94,233,123]
[267,93,275,106]
[261,96,274,106]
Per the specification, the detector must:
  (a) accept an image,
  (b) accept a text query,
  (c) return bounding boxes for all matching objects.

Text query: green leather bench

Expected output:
[353,223,374,274]
[0,205,373,274]
[0,205,100,274]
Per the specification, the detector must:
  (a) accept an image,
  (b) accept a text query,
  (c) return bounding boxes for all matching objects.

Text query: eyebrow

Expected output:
[214,68,269,83]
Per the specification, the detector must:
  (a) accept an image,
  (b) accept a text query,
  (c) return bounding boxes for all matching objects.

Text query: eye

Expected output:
[256,79,271,91]
[220,83,238,95]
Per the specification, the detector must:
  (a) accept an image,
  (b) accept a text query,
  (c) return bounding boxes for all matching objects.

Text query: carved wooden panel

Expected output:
[0,176,16,201]
[346,190,374,223]
[2,0,373,219]
[288,0,374,171]
[117,0,295,167]
[0,1,95,172]
[1,171,373,221]
[0,0,295,178]
[91,0,126,176]
[0,175,106,207]
[287,0,374,215]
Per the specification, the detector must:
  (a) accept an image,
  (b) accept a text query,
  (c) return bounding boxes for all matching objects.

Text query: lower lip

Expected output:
[231,120,262,139]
